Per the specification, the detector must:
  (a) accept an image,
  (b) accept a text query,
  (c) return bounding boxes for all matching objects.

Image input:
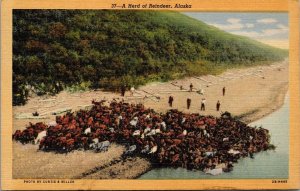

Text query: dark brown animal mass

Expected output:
[13,100,275,173]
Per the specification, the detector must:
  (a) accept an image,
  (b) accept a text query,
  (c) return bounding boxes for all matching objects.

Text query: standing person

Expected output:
[121,85,126,97]
[216,100,221,111]
[223,87,226,96]
[130,86,135,96]
[54,82,62,94]
[201,98,206,111]
[168,96,174,107]
[187,98,191,109]
[189,83,193,92]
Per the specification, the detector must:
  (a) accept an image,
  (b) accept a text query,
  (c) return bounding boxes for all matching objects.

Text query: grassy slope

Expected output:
[150,11,287,76]
[162,11,287,61]
[13,10,288,105]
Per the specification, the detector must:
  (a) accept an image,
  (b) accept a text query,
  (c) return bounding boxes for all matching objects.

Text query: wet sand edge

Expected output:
[236,82,288,124]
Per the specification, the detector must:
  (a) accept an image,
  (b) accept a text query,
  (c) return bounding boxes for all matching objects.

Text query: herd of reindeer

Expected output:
[13,99,274,175]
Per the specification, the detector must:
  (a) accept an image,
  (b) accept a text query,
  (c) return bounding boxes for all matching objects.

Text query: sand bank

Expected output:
[12,59,288,179]
[13,142,126,179]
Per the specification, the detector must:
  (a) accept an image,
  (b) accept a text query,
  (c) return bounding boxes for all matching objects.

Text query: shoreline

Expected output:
[236,82,288,124]
[133,87,288,179]
[135,89,289,179]
[12,60,289,179]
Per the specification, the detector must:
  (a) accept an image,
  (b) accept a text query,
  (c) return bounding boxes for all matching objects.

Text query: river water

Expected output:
[139,94,289,179]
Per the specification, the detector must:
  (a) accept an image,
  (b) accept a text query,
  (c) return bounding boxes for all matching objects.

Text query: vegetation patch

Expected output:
[13,10,288,105]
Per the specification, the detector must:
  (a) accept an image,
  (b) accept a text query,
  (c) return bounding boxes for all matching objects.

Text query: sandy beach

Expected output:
[13,59,288,179]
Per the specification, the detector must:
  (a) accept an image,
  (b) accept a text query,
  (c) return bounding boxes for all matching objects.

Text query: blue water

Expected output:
[139,95,289,179]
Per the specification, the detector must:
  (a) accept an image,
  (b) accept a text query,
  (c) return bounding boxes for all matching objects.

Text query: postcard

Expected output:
[1,0,299,190]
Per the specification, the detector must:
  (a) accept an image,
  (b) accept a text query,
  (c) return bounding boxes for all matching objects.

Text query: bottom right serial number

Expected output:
[272,180,288,183]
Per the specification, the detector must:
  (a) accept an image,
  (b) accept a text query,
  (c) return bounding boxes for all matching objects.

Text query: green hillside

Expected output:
[13,10,288,105]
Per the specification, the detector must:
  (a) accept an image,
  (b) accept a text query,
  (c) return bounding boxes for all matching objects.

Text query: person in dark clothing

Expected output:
[216,100,221,111]
[201,98,206,111]
[189,83,193,92]
[121,86,126,97]
[168,96,174,107]
[223,87,226,96]
[187,98,191,109]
